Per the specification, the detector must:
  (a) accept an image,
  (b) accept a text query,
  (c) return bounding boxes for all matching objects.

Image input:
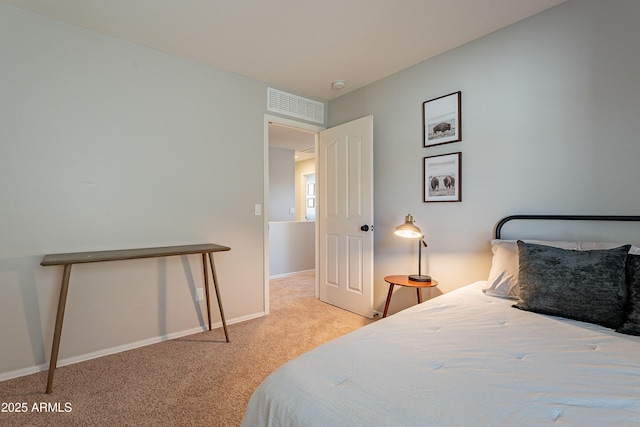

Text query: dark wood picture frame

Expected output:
[423,91,462,147]
[423,152,461,202]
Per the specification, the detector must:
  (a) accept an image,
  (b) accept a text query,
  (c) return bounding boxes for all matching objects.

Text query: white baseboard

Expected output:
[269,269,315,279]
[0,311,267,383]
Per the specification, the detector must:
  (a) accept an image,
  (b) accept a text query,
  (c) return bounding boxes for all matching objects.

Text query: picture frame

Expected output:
[423,152,461,202]
[423,91,461,147]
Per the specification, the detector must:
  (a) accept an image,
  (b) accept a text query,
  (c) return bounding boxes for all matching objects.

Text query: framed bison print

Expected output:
[423,152,461,202]
[423,91,461,147]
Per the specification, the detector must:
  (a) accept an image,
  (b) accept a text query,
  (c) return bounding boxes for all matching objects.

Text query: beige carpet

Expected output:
[0,272,376,426]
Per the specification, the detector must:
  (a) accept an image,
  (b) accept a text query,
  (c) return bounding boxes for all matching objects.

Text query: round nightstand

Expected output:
[382,275,439,318]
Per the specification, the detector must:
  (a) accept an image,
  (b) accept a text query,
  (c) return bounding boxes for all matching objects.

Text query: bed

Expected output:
[241,215,640,426]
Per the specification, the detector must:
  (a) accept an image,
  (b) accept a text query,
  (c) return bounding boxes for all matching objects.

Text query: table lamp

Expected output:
[394,214,431,282]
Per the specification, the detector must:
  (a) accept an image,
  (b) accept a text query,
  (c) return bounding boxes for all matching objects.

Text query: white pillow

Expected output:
[578,241,640,254]
[483,239,579,298]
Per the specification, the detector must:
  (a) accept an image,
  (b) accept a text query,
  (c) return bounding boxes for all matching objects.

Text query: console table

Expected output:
[40,243,231,394]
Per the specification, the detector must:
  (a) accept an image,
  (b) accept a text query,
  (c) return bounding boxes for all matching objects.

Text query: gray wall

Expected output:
[2,0,638,378]
[269,221,315,277]
[328,0,640,314]
[0,4,273,378]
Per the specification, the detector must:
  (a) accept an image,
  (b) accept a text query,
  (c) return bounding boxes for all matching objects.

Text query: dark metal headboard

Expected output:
[495,215,640,240]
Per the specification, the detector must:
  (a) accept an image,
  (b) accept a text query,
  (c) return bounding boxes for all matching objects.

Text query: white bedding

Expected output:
[242,281,640,426]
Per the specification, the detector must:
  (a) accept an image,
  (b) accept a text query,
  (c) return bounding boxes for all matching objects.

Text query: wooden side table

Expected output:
[383,275,438,318]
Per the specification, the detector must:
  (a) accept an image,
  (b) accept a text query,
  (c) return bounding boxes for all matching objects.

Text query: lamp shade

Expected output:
[394,214,422,239]
[394,214,431,282]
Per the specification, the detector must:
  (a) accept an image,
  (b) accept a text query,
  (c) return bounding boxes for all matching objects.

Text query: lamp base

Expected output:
[408,274,431,282]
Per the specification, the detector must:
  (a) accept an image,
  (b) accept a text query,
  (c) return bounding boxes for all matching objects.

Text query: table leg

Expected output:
[382,283,395,318]
[202,253,212,331]
[208,253,230,342]
[46,264,72,394]
[417,288,423,304]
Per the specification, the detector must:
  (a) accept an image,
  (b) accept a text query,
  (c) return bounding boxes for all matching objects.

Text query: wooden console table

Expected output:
[40,243,231,394]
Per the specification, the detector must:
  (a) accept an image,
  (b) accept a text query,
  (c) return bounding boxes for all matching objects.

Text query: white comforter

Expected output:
[241,282,640,426]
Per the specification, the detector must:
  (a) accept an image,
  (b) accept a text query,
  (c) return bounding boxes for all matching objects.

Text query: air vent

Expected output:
[267,88,325,124]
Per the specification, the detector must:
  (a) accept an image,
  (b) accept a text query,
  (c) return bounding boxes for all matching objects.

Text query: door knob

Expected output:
[360,225,373,232]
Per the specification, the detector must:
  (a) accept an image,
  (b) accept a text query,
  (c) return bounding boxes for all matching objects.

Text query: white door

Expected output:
[318,116,374,318]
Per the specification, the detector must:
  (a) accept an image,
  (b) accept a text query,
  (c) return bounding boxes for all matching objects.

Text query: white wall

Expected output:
[0,4,287,379]
[328,0,640,314]
[268,147,296,221]
[295,158,316,221]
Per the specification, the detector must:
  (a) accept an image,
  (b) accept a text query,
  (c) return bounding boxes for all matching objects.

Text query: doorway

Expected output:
[263,115,324,314]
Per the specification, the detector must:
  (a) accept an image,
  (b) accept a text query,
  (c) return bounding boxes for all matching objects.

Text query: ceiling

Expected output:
[1,0,566,102]
[269,123,316,162]
[2,0,566,155]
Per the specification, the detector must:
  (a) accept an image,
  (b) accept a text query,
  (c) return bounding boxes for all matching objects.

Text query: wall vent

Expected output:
[267,88,325,124]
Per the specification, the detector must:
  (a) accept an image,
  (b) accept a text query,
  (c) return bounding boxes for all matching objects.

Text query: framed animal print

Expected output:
[423,152,461,202]
[423,91,461,147]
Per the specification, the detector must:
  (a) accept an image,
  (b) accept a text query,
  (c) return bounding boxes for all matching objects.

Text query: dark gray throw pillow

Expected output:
[514,241,630,329]
[617,254,640,335]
